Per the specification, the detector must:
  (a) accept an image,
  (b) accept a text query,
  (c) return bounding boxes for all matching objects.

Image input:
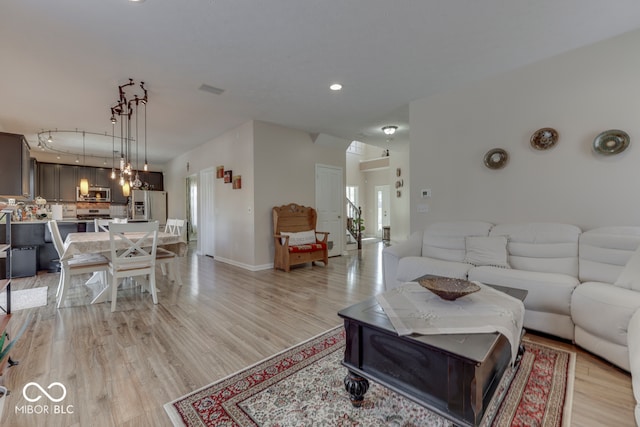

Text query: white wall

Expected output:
[409,29,640,232]
[164,121,255,267]
[253,121,348,266]
[165,120,348,269]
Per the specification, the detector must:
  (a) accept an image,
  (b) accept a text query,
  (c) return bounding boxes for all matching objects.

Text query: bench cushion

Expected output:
[289,243,326,253]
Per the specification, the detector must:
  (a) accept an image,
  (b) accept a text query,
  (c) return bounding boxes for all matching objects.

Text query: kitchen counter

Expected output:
[11,218,95,224]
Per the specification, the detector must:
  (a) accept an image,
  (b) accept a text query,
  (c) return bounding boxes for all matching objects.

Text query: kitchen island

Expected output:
[0,219,125,278]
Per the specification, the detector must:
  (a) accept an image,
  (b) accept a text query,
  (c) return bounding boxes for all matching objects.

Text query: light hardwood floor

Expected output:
[0,241,635,426]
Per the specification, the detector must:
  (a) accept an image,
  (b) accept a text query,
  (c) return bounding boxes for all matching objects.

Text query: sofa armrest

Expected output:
[382,231,423,290]
[628,309,640,426]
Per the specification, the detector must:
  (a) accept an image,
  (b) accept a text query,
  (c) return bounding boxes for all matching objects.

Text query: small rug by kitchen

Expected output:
[164,326,575,427]
[0,286,48,311]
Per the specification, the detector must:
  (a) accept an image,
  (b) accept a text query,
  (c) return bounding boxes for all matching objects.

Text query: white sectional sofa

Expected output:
[382,222,640,423]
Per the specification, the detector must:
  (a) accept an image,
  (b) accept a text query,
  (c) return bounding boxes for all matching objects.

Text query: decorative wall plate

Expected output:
[483,148,509,169]
[530,127,558,150]
[593,129,630,155]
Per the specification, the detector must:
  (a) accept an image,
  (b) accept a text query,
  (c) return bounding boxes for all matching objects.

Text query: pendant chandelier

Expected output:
[109,78,148,196]
[79,131,89,195]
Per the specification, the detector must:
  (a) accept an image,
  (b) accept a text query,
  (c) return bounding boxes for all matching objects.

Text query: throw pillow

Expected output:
[280,230,317,246]
[464,236,510,268]
[615,245,640,291]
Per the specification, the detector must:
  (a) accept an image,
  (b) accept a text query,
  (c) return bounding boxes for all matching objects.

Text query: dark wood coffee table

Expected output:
[338,283,527,427]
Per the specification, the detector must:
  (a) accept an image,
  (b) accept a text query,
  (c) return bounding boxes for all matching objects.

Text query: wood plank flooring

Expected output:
[0,241,635,426]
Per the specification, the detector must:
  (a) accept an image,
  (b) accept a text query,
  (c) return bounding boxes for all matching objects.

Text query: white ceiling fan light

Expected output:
[382,125,398,136]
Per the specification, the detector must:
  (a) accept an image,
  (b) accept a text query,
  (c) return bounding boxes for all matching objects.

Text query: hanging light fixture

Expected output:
[122,181,130,197]
[109,78,148,194]
[382,125,398,136]
[111,121,116,179]
[143,97,148,171]
[79,131,89,195]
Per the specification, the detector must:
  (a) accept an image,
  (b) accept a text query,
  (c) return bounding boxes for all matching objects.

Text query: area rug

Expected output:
[165,326,575,427]
[0,286,48,311]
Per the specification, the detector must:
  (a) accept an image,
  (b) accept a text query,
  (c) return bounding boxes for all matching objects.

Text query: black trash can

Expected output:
[11,246,37,278]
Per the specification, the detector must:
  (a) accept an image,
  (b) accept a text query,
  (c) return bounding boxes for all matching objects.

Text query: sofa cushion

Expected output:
[281,230,316,246]
[489,223,580,276]
[579,226,640,284]
[396,256,472,283]
[616,245,640,291]
[468,266,578,316]
[421,221,493,262]
[464,236,510,268]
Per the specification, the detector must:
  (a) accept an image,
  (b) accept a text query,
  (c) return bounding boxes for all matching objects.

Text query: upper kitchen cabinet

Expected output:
[0,132,32,199]
[141,171,164,191]
[93,168,111,188]
[58,164,77,202]
[38,162,58,200]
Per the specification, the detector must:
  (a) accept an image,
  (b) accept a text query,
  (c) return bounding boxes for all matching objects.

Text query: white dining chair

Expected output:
[108,221,159,312]
[48,220,110,308]
[94,218,111,233]
[157,218,184,286]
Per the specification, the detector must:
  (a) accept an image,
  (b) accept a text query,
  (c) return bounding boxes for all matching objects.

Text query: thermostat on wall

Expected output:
[421,189,431,198]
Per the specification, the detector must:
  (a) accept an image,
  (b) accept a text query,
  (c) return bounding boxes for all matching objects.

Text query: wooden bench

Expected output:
[273,203,329,272]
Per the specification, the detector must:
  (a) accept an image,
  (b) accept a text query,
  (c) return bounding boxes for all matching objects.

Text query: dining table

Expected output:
[62,231,188,304]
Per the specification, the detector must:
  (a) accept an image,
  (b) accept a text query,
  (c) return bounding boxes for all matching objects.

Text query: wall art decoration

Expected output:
[593,129,630,155]
[530,128,559,150]
[216,166,224,179]
[232,175,242,189]
[224,170,232,183]
[483,148,509,169]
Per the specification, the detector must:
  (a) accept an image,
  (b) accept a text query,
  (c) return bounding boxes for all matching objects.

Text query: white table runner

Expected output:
[376,281,525,364]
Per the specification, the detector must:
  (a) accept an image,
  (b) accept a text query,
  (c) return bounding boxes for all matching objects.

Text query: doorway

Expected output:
[374,185,390,238]
[315,163,344,257]
[186,174,198,242]
[199,168,215,257]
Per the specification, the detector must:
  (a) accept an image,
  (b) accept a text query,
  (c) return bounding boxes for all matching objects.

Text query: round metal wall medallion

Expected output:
[530,127,559,150]
[593,129,630,155]
[483,148,509,169]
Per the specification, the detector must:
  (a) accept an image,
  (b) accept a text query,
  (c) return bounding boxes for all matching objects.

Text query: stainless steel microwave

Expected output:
[76,186,111,202]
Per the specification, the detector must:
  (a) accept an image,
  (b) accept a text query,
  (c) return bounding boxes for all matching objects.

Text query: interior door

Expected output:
[316,164,343,257]
[374,185,391,238]
[199,168,215,257]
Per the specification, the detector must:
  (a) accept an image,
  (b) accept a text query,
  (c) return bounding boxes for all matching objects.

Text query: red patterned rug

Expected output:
[165,326,574,426]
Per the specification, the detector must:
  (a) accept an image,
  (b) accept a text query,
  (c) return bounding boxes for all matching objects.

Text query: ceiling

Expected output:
[2,1,640,167]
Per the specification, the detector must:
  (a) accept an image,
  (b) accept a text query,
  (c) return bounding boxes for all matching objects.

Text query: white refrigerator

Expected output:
[130,190,167,227]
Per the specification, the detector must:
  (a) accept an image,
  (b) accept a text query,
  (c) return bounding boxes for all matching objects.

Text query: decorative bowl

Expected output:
[418,277,481,301]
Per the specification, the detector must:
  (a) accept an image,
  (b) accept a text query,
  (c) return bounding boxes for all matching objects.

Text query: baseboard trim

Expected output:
[214,256,273,272]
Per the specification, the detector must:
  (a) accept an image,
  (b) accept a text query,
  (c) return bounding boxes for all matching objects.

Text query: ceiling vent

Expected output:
[198,84,225,95]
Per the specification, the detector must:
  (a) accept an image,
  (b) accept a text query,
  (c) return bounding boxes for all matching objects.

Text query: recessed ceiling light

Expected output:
[129,0,146,3]
[329,83,342,91]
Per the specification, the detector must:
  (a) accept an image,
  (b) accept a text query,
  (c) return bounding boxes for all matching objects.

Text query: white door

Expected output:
[199,168,215,257]
[374,185,390,238]
[315,164,343,257]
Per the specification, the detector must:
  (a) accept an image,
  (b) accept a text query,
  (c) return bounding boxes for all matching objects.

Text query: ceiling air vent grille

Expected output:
[198,84,225,95]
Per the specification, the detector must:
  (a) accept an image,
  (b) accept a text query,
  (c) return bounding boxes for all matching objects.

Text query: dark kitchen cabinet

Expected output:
[94,168,111,188]
[111,180,128,204]
[141,171,164,191]
[0,132,32,199]
[59,165,77,202]
[38,162,58,200]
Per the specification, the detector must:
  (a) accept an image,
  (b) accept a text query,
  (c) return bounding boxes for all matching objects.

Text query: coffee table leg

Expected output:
[344,371,369,407]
